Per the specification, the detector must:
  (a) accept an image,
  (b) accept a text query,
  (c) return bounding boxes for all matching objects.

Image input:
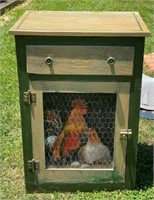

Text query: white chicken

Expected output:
[78,129,111,166]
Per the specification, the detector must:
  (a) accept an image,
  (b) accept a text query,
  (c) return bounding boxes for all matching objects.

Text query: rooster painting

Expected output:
[52,99,93,161]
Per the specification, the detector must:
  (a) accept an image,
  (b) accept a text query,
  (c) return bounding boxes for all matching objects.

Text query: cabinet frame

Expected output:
[15,36,145,192]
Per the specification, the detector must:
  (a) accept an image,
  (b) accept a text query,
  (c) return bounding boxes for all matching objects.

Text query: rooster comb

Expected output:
[71,99,85,108]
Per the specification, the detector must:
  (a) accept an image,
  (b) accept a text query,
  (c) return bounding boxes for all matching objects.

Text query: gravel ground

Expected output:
[0,0,31,26]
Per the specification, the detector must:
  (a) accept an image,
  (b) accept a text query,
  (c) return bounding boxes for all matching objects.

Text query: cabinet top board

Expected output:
[9,11,150,37]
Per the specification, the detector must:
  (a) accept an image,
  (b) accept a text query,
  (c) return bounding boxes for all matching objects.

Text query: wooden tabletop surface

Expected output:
[9,11,150,36]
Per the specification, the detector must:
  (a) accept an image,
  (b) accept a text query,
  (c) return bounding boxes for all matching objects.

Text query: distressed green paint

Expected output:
[113,171,124,183]
[15,36,36,191]
[125,38,145,189]
[90,170,123,184]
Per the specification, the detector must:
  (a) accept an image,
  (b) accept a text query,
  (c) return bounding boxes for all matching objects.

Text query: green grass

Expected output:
[0,0,154,199]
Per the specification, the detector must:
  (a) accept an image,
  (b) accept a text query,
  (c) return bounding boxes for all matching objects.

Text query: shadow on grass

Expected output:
[136,143,153,189]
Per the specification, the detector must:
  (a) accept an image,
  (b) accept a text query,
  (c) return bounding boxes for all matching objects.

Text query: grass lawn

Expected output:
[0,0,153,199]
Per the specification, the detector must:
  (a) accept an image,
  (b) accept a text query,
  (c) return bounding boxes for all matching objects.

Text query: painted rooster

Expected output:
[52,99,92,160]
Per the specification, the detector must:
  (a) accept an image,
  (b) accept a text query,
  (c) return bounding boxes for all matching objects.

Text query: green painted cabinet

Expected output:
[10,11,149,192]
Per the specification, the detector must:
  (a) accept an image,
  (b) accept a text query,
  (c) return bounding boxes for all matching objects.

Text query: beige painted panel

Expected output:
[31,81,118,93]
[114,83,130,180]
[30,81,130,184]
[27,45,134,75]
[39,169,114,184]
[9,11,150,36]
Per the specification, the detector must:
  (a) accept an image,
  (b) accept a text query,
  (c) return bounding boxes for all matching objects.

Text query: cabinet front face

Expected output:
[10,10,149,191]
[29,81,130,185]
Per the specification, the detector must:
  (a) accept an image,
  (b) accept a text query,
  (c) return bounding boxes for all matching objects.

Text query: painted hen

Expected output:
[78,129,111,165]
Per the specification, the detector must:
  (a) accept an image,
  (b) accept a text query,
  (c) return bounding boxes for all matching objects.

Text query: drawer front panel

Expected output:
[27,45,134,75]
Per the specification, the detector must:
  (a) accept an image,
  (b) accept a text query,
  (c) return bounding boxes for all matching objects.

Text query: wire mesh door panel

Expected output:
[43,93,116,169]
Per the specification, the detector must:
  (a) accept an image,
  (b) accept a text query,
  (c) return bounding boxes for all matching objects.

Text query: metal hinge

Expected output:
[24,90,36,105]
[28,159,40,173]
[120,129,132,140]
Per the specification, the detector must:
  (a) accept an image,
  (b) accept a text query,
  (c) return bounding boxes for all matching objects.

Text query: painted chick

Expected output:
[52,99,92,160]
[78,129,111,165]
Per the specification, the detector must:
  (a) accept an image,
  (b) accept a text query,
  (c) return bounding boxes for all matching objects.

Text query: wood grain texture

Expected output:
[9,11,150,36]
[27,45,134,75]
[114,83,130,181]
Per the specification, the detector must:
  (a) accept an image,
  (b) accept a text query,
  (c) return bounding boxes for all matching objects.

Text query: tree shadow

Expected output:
[135,143,153,189]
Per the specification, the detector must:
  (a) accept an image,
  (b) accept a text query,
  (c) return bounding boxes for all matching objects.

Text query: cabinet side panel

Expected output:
[15,36,36,192]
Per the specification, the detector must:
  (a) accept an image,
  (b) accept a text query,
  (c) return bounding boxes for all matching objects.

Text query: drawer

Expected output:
[26,45,134,75]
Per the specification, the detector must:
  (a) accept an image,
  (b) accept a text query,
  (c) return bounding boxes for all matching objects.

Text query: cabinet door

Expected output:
[29,81,130,185]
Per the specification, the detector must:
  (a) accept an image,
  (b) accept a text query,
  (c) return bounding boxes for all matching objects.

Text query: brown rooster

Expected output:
[52,99,92,160]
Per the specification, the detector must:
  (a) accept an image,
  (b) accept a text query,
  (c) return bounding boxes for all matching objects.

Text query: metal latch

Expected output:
[120,129,132,140]
[24,90,36,105]
[28,159,40,173]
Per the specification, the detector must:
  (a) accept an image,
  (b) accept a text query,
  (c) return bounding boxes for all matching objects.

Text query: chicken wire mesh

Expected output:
[43,93,116,169]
